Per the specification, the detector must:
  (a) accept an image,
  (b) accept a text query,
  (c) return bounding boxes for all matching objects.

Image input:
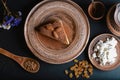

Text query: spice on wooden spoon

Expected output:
[0,48,40,73]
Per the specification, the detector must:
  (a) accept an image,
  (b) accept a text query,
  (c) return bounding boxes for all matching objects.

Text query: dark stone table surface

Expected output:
[0,0,120,80]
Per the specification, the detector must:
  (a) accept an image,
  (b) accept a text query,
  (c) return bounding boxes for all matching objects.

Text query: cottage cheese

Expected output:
[92,37,118,66]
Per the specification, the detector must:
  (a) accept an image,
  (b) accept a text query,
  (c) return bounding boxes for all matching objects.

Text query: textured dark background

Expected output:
[0,0,120,80]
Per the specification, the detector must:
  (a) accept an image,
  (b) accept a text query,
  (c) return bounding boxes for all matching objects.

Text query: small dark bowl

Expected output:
[88,1,105,20]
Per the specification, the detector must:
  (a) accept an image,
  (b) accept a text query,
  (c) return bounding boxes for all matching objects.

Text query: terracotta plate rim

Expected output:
[24,0,90,64]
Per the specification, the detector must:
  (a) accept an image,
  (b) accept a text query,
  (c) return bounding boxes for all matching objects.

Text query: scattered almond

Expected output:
[65,60,93,79]
[46,24,54,31]
[53,31,59,39]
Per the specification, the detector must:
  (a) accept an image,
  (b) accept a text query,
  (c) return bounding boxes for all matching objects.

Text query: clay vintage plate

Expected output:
[88,34,120,71]
[24,0,90,64]
[107,4,120,36]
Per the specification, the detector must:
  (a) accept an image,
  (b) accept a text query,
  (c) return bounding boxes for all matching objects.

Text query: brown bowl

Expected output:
[88,34,120,71]
[107,4,120,36]
[24,0,90,64]
[88,1,105,20]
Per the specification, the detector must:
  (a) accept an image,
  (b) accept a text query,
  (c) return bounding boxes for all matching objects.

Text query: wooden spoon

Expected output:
[0,48,40,73]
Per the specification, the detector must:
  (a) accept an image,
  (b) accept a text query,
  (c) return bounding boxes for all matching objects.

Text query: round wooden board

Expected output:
[24,0,90,64]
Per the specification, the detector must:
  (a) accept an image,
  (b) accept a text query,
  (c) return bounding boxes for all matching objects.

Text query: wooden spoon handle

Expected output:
[0,48,23,63]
